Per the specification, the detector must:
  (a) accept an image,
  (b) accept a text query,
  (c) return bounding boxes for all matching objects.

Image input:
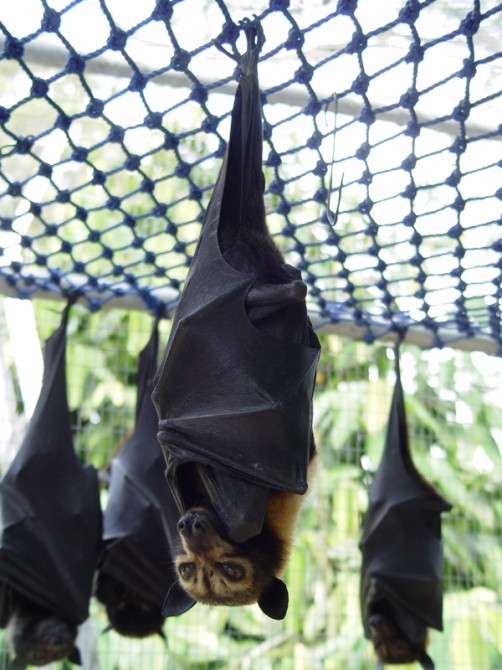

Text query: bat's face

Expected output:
[7,613,77,667]
[169,507,288,618]
[368,611,429,665]
[97,573,165,639]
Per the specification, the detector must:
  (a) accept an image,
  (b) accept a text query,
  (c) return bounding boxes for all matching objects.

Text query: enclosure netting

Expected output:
[0,0,500,352]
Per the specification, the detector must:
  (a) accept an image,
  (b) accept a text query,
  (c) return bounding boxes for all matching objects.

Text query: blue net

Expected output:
[0,0,500,352]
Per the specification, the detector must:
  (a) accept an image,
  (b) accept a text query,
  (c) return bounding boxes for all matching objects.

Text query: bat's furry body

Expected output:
[5,594,79,668]
[96,574,165,639]
[368,606,433,669]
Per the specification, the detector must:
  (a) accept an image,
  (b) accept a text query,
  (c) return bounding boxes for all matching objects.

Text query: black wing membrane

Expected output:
[0,301,101,659]
[360,349,452,669]
[98,316,179,637]
[152,21,320,544]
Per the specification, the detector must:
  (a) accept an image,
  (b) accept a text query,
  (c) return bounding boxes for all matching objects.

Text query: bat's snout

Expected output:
[176,510,224,553]
[177,512,206,537]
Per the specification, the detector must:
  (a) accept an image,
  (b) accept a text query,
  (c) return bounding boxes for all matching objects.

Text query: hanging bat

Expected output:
[0,300,102,668]
[3,592,80,669]
[359,349,452,669]
[151,19,320,620]
[97,315,179,639]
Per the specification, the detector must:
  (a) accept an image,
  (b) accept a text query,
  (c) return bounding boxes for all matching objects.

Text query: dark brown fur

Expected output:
[368,606,433,668]
[96,573,165,639]
[5,594,79,668]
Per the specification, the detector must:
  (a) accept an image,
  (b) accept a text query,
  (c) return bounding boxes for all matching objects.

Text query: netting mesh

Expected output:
[0,0,500,353]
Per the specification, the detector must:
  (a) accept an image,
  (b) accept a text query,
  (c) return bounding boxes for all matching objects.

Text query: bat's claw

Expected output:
[214,17,265,63]
[240,17,265,53]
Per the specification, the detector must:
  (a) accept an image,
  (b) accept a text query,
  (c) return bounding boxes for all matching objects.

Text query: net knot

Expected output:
[56,113,71,130]
[285,27,304,50]
[399,0,421,25]
[295,63,314,84]
[108,125,125,143]
[8,182,22,197]
[460,10,480,36]
[359,106,375,125]
[42,9,61,32]
[140,178,155,193]
[337,0,357,16]
[108,29,127,51]
[92,170,106,185]
[152,0,174,22]
[353,73,369,95]
[107,196,121,210]
[346,30,367,54]
[3,37,24,59]
[72,147,88,162]
[270,0,290,9]
[405,41,424,63]
[87,99,104,118]
[31,78,49,98]
[67,53,86,74]
[171,49,191,71]
[129,73,147,92]
[400,89,418,109]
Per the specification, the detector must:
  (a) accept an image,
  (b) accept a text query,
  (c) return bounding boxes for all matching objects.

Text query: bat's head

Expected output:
[163,507,288,620]
[6,610,80,668]
[368,609,433,668]
[96,573,165,639]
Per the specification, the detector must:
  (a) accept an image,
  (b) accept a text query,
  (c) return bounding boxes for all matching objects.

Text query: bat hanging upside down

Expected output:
[359,348,451,670]
[152,20,320,621]
[0,300,101,668]
[5,594,80,669]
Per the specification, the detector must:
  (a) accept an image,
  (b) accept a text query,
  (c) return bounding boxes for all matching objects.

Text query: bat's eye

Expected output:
[220,563,244,581]
[178,562,195,580]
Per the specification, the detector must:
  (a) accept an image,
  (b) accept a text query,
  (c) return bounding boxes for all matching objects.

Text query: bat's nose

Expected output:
[177,512,204,536]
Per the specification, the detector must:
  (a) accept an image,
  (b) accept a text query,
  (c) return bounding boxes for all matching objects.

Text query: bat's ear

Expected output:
[162,582,196,617]
[419,651,435,670]
[68,646,82,665]
[258,577,289,620]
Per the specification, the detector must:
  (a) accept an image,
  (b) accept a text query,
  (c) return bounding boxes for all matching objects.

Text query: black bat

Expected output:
[359,348,452,669]
[97,315,179,639]
[152,19,320,620]
[0,300,102,668]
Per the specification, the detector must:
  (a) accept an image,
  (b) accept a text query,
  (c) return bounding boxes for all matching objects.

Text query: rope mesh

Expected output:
[0,0,500,351]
